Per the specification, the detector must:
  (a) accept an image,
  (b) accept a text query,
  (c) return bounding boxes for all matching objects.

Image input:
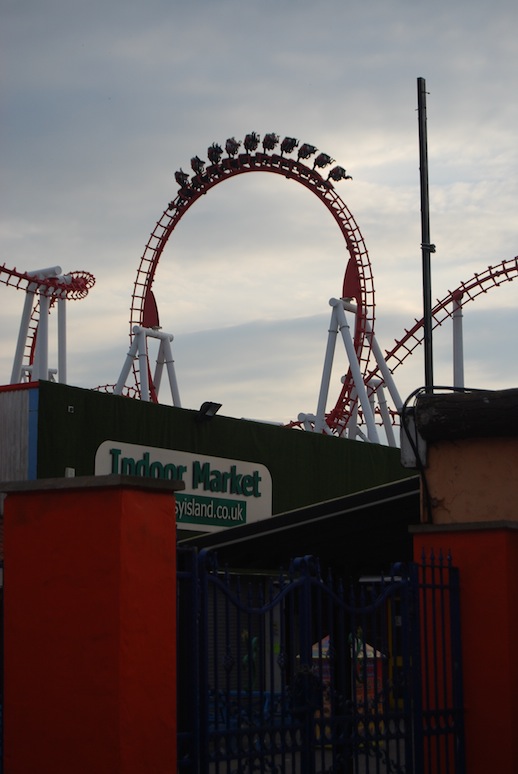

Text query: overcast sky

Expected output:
[1,0,517,429]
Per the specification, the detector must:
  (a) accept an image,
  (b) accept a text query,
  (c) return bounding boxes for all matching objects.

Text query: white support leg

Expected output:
[117,326,181,405]
[137,328,150,401]
[314,304,340,433]
[453,295,464,388]
[35,292,50,381]
[298,412,316,432]
[114,336,140,395]
[11,290,36,384]
[153,341,165,395]
[371,378,397,447]
[161,335,181,407]
[342,299,403,412]
[346,386,358,440]
[10,267,73,385]
[332,299,379,443]
[148,332,181,406]
[57,297,67,384]
[367,328,403,412]
[368,384,376,420]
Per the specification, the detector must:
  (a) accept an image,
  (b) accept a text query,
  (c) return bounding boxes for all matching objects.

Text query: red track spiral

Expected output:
[1,263,95,373]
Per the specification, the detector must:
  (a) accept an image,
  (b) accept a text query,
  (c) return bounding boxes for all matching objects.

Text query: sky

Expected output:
[1,0,517,431]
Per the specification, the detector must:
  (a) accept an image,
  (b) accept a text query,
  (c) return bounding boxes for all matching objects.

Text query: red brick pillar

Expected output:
[412,523,518,774]
[409,391,518,773]
[2,475,183,774]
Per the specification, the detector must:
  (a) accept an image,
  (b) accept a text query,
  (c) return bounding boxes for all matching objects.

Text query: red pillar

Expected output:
[413,523,518,774]
[3,475,183,774]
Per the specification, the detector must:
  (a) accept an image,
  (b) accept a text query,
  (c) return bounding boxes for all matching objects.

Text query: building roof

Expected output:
[178,475,421,577]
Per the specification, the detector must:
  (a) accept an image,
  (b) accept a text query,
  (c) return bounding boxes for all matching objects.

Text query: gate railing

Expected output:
[177,548,465,774]
[415,550,465,774]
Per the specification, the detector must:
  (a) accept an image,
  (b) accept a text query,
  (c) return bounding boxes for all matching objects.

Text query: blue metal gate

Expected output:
[177,548,464,774]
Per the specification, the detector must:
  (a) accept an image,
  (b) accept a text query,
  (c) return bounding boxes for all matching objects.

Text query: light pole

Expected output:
[417,76,435,392]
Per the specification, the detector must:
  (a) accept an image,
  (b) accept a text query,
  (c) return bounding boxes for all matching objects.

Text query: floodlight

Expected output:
[196,401,222,421]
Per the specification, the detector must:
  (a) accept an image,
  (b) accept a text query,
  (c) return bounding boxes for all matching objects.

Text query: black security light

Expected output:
[196,401,222,421]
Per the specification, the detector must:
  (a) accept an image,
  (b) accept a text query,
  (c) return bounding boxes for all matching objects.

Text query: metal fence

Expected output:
[177,548,464,774]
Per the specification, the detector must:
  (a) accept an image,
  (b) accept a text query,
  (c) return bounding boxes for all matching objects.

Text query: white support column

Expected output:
[298,412,316,432]
[160,335,181,407]
[153,341,165,394]
[114,336,140,395]
[371,378,397,447]
[29,266,62,279]
[147,330,181,406]
[355,426,370,442]
[368,384,376,419]
[56,274,71,385]
[136,328,150,402]
[11,290,36,384]
[342,299,403,412]
[332,299,380,443]
[116,327,181,405]
[347,386,358,440]
[11,266,62,384]
[452,294,464,388]
[57,297,67,384]
[35,291,50,381]
[367,328,403,412]
[314,304,340,433]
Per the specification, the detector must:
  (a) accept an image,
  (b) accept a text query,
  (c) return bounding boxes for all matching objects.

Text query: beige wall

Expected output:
[425,437,518,524]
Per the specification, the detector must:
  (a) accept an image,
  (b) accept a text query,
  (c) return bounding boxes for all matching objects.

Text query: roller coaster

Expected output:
[2,132,517,444]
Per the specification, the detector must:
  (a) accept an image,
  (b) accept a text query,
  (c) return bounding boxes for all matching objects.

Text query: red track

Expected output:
[285,255,518,432]
[130,139,373,414]
[128,135,518,433]
[368,255,518,384]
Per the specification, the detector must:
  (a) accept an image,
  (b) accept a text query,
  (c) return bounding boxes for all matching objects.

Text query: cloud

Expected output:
[1,0,517,434]
[56,292,518,429]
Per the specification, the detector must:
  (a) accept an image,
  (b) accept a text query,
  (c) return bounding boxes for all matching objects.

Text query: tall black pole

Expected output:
[417,77,435,391]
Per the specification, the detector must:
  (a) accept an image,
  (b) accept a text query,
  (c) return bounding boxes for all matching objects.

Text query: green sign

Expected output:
[94,440,272,532]
[176,493,246,527]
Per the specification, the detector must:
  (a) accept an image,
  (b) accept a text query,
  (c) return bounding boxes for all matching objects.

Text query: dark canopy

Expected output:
[179,475,421,578]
